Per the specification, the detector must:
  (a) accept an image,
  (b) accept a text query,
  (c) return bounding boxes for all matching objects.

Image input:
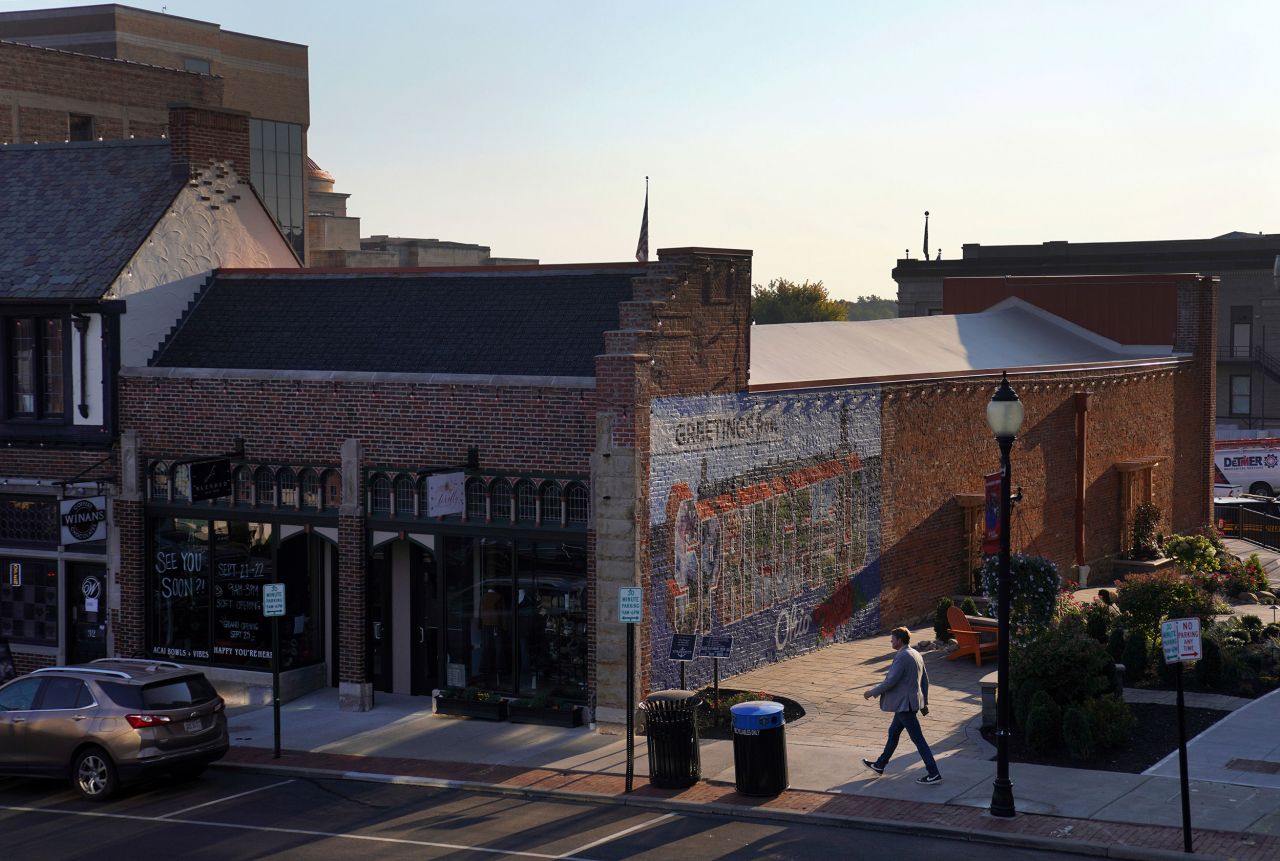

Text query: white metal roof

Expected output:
[748,299,1179,389]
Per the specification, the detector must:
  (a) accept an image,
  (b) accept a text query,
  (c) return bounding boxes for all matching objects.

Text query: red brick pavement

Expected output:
[223,746,1278,860]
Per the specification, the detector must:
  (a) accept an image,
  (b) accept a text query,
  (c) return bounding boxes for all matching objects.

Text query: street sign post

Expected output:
[1161,617,1201,854]
[264,583,286,759]
[696,635,734,725]
[619,586,643,792]
[670,633,696,689]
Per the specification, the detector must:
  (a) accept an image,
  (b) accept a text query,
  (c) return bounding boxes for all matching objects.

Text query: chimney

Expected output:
[167,104,251,178]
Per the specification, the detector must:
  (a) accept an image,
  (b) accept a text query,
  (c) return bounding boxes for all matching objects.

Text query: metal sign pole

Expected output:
[712,658,720,726]
[272,614,281,760]
[1176,661,1192,853]
[625,620,634,793]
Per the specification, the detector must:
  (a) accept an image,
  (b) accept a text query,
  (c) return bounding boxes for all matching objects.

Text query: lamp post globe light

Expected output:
[986,372,1023,819]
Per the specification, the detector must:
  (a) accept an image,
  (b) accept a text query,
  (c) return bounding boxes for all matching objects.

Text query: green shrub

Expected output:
[1123,629,1149,683]
[1157,645,1179,686]
[1025,692,1061,754]
[1130,502,1162,560]
[1116,570,1210,638]
[1013,678,1044,731]
[933,597,953,641]
[1241,615,1264,640]
[1062,705,1096,760]
[1264,623,1280,642]
[1163,534,1218,575]
[1223,555,1269,596]
[1083,694,1135,750]
[1197,637,1224,689]
[1012,631,1114,710]
[979,553,1062,640]
[960,597,979,616]
[1107,626,1127,663]
[1098,588,1115,606]
[1084,600,1113,644]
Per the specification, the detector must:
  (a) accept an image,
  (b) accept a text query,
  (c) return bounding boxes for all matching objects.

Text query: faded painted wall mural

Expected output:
[649,388,881,690]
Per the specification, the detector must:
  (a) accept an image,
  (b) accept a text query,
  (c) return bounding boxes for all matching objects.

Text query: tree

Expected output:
[750,278,846,324]
[840,295,898,321]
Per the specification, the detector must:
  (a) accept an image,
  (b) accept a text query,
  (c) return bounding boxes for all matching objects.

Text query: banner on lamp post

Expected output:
[982,472,1002,555]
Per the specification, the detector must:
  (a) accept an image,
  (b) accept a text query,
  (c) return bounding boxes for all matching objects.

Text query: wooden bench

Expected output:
[947,605,999,666]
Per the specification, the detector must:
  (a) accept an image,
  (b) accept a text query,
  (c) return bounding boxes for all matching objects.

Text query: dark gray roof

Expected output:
[152,268,643,377]
[0,140,182,299]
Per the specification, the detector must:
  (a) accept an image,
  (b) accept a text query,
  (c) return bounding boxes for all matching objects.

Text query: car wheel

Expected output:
[1249,482,1273,496]
[72,747,118,801]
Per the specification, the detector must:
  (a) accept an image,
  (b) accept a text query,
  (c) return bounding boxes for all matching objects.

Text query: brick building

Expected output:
[892,232,1277,434]
[0,105,298,676]
[0,3,310,259]
[108,249,1213,727]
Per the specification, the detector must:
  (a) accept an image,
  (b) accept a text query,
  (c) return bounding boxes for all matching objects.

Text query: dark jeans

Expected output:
[874,709,939,776]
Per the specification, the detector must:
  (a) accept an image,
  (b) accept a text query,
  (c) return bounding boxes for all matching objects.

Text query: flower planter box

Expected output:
[434,696,508,721]
[1110,557,1176,581]
[508,704,584,728]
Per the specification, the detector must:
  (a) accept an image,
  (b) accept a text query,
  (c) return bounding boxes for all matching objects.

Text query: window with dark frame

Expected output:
[68,113,94,141]
[323,471,341,509]
[5,316,66,419]
[300,470,320,509]
[234,466,254,505]
[540,482,562,526]
[150,462,171,501]
[465,478,487,520]
[393,475,416,516]
[278,468,298,508]
[490,480,512,522]
[1231,375,1251,416]
[565,483,589,524]
[182,57,212,75]
[369,474,392,515]
[254,467,276,507]
[515,481,537,522]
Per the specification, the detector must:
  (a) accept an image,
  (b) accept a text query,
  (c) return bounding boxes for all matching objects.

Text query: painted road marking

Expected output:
[0,804,608,859]
[156,778,296,819]
[558,812,678,858]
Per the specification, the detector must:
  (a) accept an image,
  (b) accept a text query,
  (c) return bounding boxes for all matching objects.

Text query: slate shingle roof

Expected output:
[153,269,642,377]
[0,140,183,299]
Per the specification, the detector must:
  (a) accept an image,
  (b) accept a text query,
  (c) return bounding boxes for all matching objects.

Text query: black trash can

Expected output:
[731,700,788,796]
[641,689,702,788]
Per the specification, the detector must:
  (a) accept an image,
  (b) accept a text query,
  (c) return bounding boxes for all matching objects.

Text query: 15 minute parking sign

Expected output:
[619,587,643,623]
[263,583,286,618]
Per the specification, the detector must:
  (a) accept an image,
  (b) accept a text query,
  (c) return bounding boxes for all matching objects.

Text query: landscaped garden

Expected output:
[957,522,1280,773]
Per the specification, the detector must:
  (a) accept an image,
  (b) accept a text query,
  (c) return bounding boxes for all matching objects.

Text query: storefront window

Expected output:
[443,537,513,690]
[0,555,59,645]
[149,517,210,661]
[0,495,59,547]
[146,516,324,671]
[516,541,587,701]
[212,521,273,667]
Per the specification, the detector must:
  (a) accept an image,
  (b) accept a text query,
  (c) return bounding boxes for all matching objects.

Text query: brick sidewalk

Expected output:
[223,745,1280,860]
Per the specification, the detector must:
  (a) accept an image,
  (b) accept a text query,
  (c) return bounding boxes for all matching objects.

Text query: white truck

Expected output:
[1215,439,1280,497]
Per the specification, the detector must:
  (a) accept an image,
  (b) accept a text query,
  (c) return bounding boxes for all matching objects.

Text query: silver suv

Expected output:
[0,658,229,800]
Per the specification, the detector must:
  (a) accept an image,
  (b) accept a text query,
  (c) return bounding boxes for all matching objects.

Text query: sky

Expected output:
[5,1,1278,299]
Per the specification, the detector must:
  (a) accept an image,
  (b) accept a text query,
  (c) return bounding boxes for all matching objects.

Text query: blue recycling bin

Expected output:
[730,700,788,796]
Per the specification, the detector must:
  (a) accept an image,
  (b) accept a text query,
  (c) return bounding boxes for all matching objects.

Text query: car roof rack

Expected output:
[91,658,184,670]
[32,666,132,680]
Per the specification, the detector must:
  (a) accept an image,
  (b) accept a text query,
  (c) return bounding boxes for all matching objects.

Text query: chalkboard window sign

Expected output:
[149,517,211,662]
[0,639,15,684]
[696,635,733,659]
[669,633,697,662]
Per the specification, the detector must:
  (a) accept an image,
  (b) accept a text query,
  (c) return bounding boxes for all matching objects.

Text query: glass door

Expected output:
[66,563,107,664]
[367,548,393,693]
[410,546,440,695]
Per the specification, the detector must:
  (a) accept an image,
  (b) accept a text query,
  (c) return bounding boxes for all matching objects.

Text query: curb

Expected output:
[213,760,1225,861]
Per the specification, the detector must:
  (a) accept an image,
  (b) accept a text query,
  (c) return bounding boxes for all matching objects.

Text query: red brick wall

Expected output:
[168,105,250,177]
[2,449,117,482]
[116,375,597,679]
[0,41,222,144]
[880,363,1206,626]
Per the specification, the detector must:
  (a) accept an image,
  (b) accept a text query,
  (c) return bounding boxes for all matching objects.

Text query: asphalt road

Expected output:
[0,767,1089,860]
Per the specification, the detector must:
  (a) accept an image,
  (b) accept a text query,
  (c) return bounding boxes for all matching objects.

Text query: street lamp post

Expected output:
[986,372,1023,819]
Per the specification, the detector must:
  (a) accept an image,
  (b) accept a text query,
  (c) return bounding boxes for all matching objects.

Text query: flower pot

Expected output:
[434,696,508,721]
[508,704,584,728]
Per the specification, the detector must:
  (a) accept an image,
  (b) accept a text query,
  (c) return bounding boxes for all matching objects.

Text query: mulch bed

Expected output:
[980,702,1230,773]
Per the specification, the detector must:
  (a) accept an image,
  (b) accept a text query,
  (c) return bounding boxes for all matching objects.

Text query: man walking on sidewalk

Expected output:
[862,626,941,784]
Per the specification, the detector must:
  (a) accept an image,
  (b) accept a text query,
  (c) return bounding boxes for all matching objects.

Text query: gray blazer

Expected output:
[868,645,930,713]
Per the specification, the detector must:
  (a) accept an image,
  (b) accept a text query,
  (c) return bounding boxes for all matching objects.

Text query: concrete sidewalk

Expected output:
[221,660,1280,860]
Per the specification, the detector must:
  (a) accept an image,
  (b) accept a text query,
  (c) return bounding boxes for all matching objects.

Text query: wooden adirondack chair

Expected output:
[946,605,999,666]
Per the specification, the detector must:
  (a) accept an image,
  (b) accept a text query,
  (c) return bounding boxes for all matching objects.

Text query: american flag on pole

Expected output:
[635,177,649,263]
